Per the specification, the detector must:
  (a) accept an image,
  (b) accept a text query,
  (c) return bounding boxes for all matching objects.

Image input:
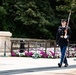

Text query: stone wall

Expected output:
[0,31,12,56]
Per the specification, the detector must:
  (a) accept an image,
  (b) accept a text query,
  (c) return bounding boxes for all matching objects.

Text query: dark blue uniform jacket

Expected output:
[56,26,71,46]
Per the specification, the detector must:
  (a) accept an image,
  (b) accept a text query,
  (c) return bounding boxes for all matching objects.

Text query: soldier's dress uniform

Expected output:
[56,26,71,67]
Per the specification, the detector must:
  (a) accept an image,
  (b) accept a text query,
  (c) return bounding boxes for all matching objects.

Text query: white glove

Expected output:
[56,44,59,47]
[60,35,64,38]
[64,35,68,39]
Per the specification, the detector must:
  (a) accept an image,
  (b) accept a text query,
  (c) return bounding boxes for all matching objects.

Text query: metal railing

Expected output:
[10,38,76,58]
[10,38,56,58]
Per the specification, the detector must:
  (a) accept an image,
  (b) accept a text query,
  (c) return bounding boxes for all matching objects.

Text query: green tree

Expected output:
[0,6,7,30]
[3,0,56,39]
[0,0,76,40]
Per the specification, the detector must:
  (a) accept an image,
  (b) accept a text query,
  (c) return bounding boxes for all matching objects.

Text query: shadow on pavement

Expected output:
[0,65,76,75]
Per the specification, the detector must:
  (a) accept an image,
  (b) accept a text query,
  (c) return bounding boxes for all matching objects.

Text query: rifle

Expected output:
[64,10,72,36]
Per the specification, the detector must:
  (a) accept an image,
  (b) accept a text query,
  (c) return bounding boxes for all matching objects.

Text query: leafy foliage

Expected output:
[0,0,76,40]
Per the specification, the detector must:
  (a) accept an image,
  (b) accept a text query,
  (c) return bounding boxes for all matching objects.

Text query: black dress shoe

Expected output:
[58,63,62,67]
[64,64,68,67]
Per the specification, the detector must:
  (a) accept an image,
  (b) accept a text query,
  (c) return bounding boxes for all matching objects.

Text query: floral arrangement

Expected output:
[11,47,76,58]
[11,49,59,58]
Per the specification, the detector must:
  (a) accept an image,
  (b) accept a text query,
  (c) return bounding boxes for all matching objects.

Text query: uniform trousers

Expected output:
[60,46,68,65]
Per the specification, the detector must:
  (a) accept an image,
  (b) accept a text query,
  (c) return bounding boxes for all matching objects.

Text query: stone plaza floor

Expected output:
[0,57,76,75]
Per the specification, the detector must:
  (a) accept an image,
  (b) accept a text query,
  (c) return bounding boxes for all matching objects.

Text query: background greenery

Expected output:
[0,0,76,40]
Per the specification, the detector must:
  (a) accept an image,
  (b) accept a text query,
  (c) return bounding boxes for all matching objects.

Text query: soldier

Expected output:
[56,19,71,67]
